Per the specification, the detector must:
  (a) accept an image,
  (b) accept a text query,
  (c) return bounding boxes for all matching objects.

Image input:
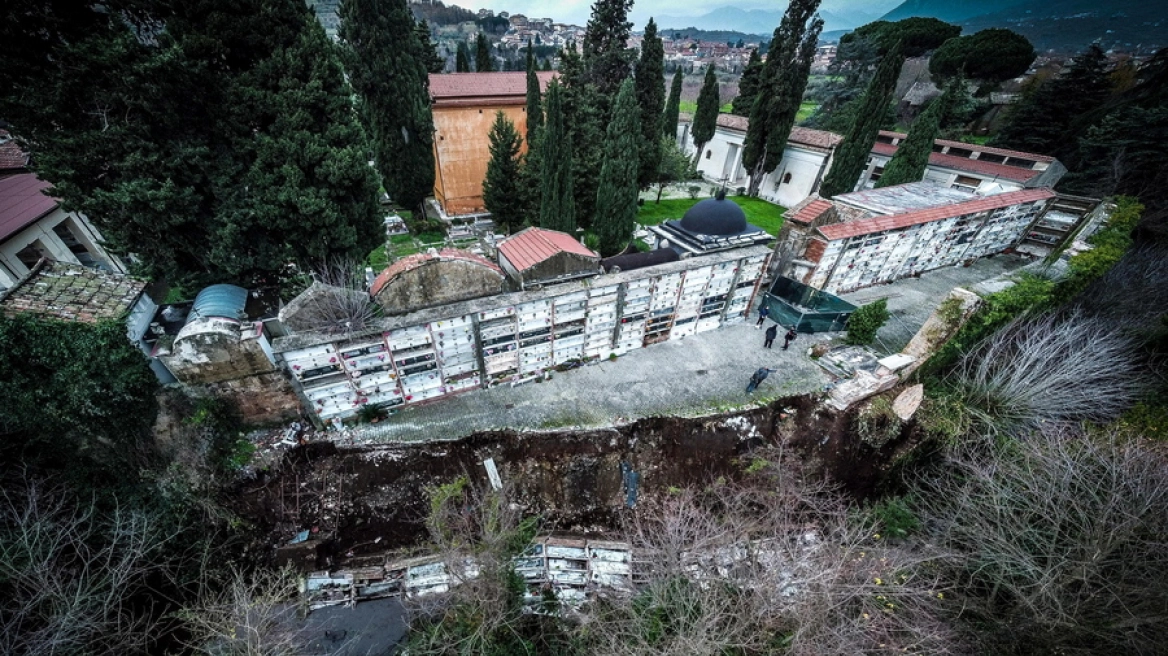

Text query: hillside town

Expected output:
[1,0,1166,654]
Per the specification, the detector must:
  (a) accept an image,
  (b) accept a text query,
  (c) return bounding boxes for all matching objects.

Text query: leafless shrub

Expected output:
[0,477,173,656]
[587,460,964,656]
[280,259,378,336]
[949,311,1147,436]
[911,426,1168,654]
[179,566,329,656]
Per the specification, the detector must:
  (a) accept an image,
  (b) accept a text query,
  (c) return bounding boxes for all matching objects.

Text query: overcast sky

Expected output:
[444,1,903,29]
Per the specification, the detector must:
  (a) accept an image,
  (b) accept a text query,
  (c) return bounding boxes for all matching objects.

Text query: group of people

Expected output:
[747,304,797,394]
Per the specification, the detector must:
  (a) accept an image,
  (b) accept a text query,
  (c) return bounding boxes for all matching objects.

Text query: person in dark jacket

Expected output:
[746,367,776,393]
[764,324,778,348]
[783,327,798,350]
[755,304,770,328]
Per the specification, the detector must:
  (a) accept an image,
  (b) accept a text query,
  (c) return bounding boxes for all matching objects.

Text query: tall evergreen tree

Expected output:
[594,79,641,256]
[415,19,445,73]
[539,81,576,233]
[993,45,1112,158]
[561,42,606,229]
[483,112,524,232]
[875,81,954,188]
[341,0,436,214]
[541,58,553,71]
[741,0,823,196]
[520,42,545,221]
[730,48,763,116]
[819,42,904,198]
[583,0,634,97]
[456,41,471,72]
[691,63,721,164]
[635,18,666,189]
[525,40,543,145]
[663,68,683,138]
[475,32,494,72]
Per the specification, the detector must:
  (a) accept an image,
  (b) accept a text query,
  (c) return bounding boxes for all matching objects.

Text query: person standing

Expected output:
[782,327,798,350]
[755,303,770,328]
[764,324,778,348]
[746,367,776,393]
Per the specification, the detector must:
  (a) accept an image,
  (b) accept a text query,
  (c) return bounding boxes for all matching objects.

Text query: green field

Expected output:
[638,195,786,237]
[796,101,818,123]
[678,100,734,114]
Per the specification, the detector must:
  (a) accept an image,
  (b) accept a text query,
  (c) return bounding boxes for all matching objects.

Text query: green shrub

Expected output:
[845,299,890,345]
[869,494,920,539]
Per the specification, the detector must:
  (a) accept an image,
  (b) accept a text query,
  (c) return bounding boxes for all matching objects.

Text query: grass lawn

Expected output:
[796,101,818,123]
[638,196,786,237]
[678,100,734,114]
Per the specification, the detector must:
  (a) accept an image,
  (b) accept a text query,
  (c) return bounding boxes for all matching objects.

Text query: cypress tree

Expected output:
[415,19,445,73]
[663,68,683,139]
[635,18,666,189]
[561,42,605,229]
[819,42,904,198]
[542,58,553,71]
[594,79,641,256]
[475,32,493,72]
[539,80,576,233]
[483,112,524,232]
[525,40,543,145]
[520,42,544,222]
[875,81,954,188]
[741,0,823,196]
[456,41,471,72]
[341,0,436,214]
[731,48,763,116]
[691,63,721,163]
[583,0,634,97]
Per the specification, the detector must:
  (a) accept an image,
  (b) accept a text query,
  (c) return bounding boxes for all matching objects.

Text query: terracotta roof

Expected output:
[818,187,1056,241]
[370,248,502,297]
[0,131,30,171]
[0,260,145,323]
[498,227,599,271]
[803,238,826,263]
[786,198,833,225]
[0,173,58,243]
[877,130,1055,163]
[429,71,557,107]
[679,113,842,149]
[871,142,1041,183]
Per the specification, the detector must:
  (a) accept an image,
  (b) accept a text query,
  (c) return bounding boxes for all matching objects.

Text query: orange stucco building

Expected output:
[429,71,556,215]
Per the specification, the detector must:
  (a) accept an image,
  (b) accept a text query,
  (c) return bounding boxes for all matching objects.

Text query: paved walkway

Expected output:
[339,254,1030,444]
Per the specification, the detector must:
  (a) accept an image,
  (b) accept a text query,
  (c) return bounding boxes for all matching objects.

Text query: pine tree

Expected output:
[594,79,641,256]
[483,112,524,232]
[341,0,436,214]
[456,41,471,72]
[819,42,904,198]
[635,18,666,189]
[663,68,683,139]
[876,81,954,188]
[731,48,763,116]
[741,0,823,196]
[691,63,721,163]
[475,32,493,72]
[583,0,634,97]
[994,44,1112,158]
[415,19,445,73]
[539,80,576,233]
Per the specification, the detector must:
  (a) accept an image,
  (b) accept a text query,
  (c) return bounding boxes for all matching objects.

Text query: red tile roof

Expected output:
[0,174,59,243]
[429,71,557,107]
[370,248,503,297]
[498,227,599,271]
[803,238,826,263]
[817,187,1056,241]
[871,142,1041,183]
[0,131,30,171]
[879,130,1055,163]
[786,198,833,225]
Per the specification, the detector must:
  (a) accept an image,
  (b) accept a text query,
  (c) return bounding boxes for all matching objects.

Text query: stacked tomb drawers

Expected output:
[725,254,765,322]
[615,277,652,354]
[339,338,402,411]
[671,264,712,340]
[516,299,554,374]
[386,325,443,403]
[584,284,618,359]
[552,291,588,364]
[284,343,355,421]
[696,261,738,333]
[479,306,519,384]
[644,272,682,345]
[431,314,480,393]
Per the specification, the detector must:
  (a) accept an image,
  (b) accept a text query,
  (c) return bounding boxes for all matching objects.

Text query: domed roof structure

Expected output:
[679,190,747,236]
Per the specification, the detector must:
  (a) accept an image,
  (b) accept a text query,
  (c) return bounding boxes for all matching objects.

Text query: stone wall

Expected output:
[160,320,276,385]
[373,258,504,314]
[196,371,301,425]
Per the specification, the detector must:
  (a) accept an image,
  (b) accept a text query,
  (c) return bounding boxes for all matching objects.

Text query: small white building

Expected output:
[678,113,843,208]
[0,173,126,290]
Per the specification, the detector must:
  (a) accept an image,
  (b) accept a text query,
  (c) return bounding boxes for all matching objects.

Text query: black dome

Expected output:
[679,194,748,236]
